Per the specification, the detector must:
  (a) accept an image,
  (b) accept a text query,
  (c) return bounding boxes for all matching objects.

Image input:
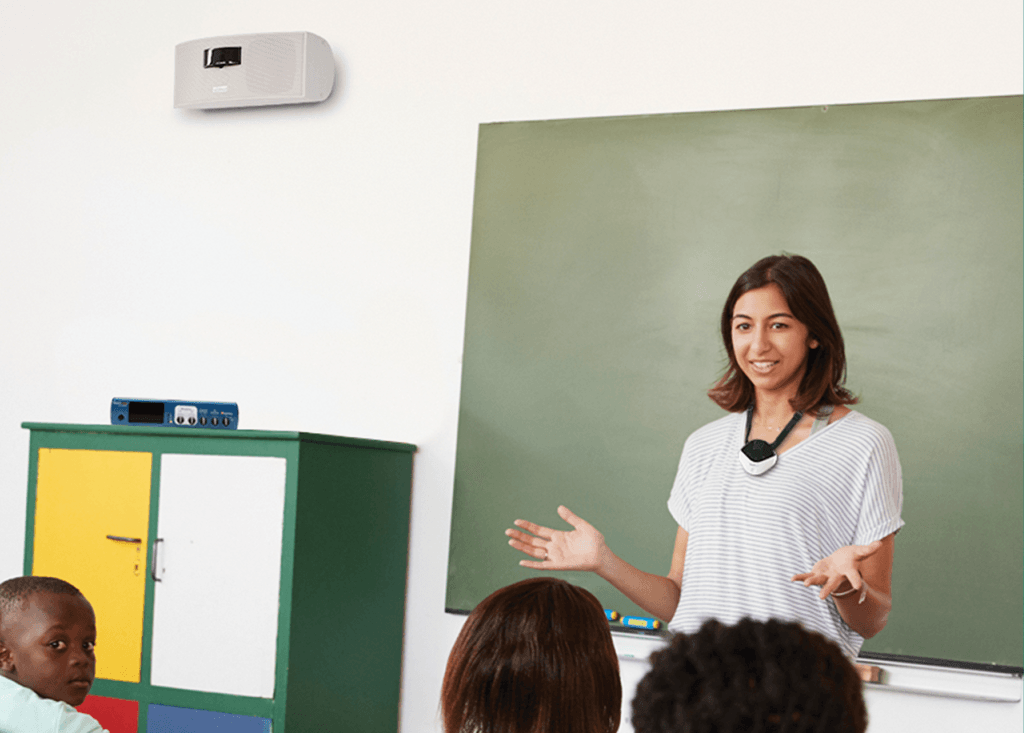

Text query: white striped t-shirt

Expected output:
[666,410,904,659]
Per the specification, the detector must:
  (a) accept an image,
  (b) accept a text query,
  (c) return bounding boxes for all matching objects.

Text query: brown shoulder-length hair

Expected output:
[441,577,621,733]
[708,254,857,414]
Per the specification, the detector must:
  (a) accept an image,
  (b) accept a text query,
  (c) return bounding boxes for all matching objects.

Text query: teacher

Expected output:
[506,254,904,660]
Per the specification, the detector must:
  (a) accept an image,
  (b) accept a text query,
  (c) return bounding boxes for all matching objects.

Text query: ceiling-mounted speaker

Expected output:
[174,31,335,109]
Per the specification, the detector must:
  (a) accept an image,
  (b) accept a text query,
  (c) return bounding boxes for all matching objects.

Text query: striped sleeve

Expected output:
[667,414,736,532]
[852,419,905,545]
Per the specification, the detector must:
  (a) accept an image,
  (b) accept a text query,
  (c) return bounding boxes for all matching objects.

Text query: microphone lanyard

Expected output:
[739,406,804,474]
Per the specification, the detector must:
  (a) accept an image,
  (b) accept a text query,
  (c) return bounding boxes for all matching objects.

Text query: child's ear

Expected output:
[0,641,14,673]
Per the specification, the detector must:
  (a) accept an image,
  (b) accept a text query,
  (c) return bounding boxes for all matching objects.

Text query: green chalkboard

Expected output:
[447,96,1023,668]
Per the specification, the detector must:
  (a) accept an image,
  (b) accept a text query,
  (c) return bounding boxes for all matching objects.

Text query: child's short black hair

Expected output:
[0,576,84,622]
[632,618,867,733]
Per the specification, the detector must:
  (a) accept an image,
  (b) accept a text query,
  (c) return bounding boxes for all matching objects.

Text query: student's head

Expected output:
[709,254,856,413]
[441,577,621,733]
[632,618,867,733]
[0,576,96,706]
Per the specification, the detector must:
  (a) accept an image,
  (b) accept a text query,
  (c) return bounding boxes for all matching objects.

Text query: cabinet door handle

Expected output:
[150,538,163,582]
[106,535,142,543]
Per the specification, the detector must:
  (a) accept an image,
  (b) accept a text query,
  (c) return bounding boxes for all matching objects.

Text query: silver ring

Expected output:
[542,551,548,561]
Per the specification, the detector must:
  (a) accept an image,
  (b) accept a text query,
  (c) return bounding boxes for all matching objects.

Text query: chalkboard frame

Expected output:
[447,95,1024,669]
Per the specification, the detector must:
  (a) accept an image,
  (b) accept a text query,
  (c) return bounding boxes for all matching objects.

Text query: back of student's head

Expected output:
[631,618,866,733]
[0,576,84,621]
[441,577,621,733]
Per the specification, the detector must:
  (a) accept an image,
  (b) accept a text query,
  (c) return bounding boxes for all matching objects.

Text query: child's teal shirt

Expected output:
[0,675,107,733]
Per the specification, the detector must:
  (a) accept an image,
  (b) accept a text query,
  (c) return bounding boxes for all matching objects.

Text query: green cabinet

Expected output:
[23,423,415,733]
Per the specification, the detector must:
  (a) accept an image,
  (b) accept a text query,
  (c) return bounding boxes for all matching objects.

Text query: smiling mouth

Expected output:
[749,360,778,372]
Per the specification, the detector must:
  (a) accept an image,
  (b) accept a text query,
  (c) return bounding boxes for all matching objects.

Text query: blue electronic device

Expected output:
[111,398,239,429]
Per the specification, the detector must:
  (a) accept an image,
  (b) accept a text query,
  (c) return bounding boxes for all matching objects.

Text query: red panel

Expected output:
[77,695,139,733]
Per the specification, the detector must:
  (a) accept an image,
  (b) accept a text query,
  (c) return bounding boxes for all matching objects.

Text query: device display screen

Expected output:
[128,401,165,424]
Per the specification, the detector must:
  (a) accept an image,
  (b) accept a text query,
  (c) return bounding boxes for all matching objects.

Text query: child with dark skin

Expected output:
[0,576,105,733]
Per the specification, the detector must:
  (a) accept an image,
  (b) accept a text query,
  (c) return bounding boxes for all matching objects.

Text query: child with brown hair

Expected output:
[441,577,622,733]
[0,576,108,733]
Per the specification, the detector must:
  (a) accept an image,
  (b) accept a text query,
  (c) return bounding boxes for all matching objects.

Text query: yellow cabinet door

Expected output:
[32,448,152,683]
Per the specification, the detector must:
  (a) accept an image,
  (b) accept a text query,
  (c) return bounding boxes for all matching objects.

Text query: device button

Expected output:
[177,416,185,424]
[200,417,207,426]
[223,417,231,427]
[212,417,219,426]
[117,415,124,421]
[188,417,196,425]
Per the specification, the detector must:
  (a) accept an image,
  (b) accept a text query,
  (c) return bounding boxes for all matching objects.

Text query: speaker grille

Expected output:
[246,36,301,96]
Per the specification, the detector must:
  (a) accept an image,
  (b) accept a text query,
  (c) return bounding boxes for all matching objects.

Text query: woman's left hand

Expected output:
[791,541,884,602]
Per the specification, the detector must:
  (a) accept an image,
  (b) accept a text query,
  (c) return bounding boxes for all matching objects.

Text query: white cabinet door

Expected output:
[150,454,287,698]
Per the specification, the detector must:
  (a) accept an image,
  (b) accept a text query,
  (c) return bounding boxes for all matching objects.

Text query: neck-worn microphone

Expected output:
[739,405,803,475]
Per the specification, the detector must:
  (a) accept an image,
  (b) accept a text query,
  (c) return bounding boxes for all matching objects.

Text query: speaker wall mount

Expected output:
[174,31,335,110]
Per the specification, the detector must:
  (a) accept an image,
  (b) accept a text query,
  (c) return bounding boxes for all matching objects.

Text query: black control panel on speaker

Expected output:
[205,46,241,68]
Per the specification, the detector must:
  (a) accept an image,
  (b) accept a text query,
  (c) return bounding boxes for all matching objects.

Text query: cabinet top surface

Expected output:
[22,423,416,453]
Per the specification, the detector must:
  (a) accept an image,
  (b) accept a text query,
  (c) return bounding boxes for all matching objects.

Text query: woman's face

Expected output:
[731,284,818,402]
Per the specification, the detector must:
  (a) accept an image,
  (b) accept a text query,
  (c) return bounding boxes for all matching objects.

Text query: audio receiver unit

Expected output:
[111,399,239,429]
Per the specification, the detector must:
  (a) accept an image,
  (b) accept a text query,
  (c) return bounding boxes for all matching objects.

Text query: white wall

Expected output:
[0,2,1020,732]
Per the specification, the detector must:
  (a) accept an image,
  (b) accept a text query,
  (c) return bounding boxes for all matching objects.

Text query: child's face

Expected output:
[0,591,96,706]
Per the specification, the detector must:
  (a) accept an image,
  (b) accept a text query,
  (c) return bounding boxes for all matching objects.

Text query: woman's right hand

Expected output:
[505,505,609,572]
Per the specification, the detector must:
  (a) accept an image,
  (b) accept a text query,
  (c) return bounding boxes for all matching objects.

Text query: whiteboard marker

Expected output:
[621,615,661,630]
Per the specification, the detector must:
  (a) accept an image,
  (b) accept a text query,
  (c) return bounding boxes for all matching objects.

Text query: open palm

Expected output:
[505,505,607,571]
[792,540,883,600]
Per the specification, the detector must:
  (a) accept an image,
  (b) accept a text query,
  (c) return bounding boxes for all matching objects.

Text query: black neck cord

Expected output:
[742,406,804,462]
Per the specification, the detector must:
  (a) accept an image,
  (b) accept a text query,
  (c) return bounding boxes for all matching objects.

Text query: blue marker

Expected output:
[621,615,662,630]
[605,609,621,622]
